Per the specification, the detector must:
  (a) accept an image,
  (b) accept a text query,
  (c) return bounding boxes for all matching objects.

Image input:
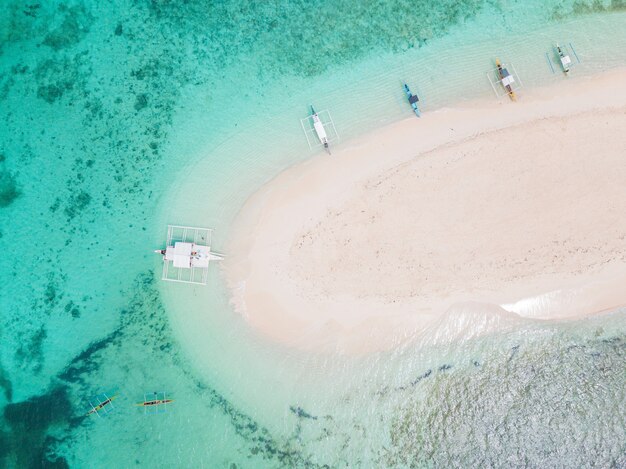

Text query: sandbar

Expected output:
[223,70,626,353]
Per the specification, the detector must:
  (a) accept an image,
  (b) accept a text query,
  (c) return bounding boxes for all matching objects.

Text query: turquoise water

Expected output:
[1,1,625,467]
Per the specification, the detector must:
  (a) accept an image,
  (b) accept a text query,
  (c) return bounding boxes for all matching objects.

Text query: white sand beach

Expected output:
[223,70,626,353]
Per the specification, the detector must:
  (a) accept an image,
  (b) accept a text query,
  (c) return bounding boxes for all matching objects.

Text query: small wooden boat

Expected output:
[403,84,420,117]
[495,59,516,101]
[136,398,174,407]
[310,105,330,154]
[86,394,117,416]
[137,391,173,414]
[555,44,571,74]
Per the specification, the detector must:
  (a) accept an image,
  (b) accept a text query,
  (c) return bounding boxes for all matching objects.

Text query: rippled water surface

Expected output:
[1,1,625,467]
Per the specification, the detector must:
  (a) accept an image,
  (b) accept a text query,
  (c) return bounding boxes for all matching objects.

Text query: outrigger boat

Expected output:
[310,105,330,154]
[137,391,173,414]
[136,397,174,407]
[403,84,420,117]
[86,393,117,417]
[156,225,222,285]
[555,44,571,74]
[495,59,516,101]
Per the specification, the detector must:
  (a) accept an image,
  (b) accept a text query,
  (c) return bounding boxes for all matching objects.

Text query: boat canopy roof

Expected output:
[501,75,515,86]
[409,94,419,104]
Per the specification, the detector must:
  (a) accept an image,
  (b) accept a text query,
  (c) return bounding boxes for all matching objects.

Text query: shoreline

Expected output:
[223,70,626,353]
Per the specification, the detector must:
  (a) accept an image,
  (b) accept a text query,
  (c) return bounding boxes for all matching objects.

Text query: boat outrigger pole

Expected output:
[310,105,331,154]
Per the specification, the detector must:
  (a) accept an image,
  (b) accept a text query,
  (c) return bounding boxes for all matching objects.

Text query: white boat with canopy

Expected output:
[155,225,223,285]
[545,42,580,74]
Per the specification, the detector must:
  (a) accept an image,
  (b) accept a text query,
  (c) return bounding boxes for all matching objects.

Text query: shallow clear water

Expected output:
[1,1,625,467]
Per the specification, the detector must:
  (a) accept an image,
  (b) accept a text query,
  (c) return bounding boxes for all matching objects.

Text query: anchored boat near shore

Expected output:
[155,225,223,285]
[487,58,522,100]
[556,44,571,73]
[403,83,421,117]
[300,105,339,153]
[545,42,580,74]
[495,59,517,101]
[310,105,330,154]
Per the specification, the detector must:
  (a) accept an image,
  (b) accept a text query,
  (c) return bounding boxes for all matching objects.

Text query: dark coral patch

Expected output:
[0,364,12,402]
[42,4,93,51]
[134,93,149,111]
[58,328,122,384]
[14,326,47,375]
[290,406,318,420]
[22,4,41,18]
[35,58,77,104]
[34,53,89,104]
[44,281,57,305]
[36,83,70,103]
[49,197,61,212]
[0,167,20,208]
[64,301,80,318]
[3,387,70,432]
[1,386,72,468]
[63,190,91,219]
